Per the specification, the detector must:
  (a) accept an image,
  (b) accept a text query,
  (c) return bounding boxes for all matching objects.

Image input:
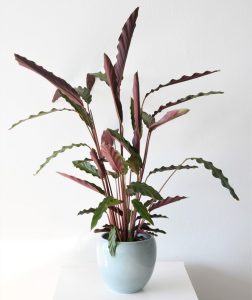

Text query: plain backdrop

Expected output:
[0,0,251,299]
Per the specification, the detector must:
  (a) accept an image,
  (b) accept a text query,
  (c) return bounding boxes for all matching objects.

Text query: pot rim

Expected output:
[100,232,155,244]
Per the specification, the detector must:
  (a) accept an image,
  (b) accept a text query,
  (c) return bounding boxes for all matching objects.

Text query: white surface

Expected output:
[0,1,251,300]
[53,262,198,300]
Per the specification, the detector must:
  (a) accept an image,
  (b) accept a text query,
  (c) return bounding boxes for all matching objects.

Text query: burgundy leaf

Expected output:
[150,108,189,131]
[149,196,187,212]
[52,89,61,102]
[57,172,105,195]
[104,54,123,122]
[90,149,106,179]
[144,70,220,100]
[101,144,124,174]
[14,54,83,107]
[101,130,114,146]
[132,72,141,152]
[86,73,95,91]
[114,7,139,91]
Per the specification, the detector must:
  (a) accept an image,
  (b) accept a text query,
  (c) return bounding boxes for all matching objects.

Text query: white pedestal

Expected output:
[53,262,198,300]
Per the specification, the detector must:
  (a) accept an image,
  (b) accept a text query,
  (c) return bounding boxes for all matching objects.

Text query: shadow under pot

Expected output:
[96,233,157,293]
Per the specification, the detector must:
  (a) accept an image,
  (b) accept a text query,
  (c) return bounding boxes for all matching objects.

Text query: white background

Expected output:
[0,0,251,299]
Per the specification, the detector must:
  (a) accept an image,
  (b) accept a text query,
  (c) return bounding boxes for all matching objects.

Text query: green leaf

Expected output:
[75,86,92,104]
[190,157,239,201]
[132,199,154,225]
[91,72,108,84]
[128,182,163,200]
[146,164,198,181]
[77,207,95,215]
[73,159,100,178]
[108,226,118,256]
[127,153,142,174]
[34,143,90,175]
[107,128,136,154]
[136,213,168,220]
[142,111,155,128]
[91,197,122,229]
[9,108,74,130]
[141,223,166,234]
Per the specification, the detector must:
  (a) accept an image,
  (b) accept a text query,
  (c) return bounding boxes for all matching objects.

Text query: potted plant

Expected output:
[11,7,239,294]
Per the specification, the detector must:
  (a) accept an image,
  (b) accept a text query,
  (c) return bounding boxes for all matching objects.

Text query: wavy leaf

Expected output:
[141,223,166,234]
[189,157,239,200]
[143,70,220,101]
[132,199,154,225]
[128,182,163,200]
[73,159,100,178]
[132,72,141,151]
[91,72,108,84]
[107,128,136,154]
[90,149,106,179]
[91,197,122,229]
[126,152,142,174]
[14,54,83,107]
[150,108,189,131]
[75,86,92,104]
[152,91,223,117]
[149,196,187,212]
[9,108,74,130]
[136,213,168,220]
[142,111,155,128]
[57,172,105,195]
[101,130,114,146]
[108,226,118,256]
[104,54,123,122]
[101,144,125,174]
[146,164,198,181]
[114,7,139,91]
[77,207,95,215]
[34,143,90,175]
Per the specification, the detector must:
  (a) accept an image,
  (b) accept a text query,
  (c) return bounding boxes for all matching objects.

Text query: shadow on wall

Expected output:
[186,264,251,300]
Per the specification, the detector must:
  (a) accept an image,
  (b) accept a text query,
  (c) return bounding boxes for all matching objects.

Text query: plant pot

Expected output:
[96,232,156,293]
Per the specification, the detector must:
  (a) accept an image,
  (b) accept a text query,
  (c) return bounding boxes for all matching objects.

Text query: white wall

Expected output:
[1,0,251,299]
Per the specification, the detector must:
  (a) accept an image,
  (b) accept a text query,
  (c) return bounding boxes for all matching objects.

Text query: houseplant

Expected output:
[11,6,239,293]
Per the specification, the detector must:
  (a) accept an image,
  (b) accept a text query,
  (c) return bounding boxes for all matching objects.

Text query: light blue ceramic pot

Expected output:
[96,233,156,293]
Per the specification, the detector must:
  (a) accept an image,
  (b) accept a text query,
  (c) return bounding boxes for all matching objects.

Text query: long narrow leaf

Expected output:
[114,7,139,90]
[132,199,154,225]
[90,149,106,179]
[150,108,189,131]
[9,108,74,130]
[189,157,239,200]
[91,197,122,229]
[108,226,118,256]
[142,111,155,129]
[107,128,136,154]
[14,54,83,107]
[34,143,90,175]
[57,172,105,195]
[152,91,223,117]
[101,144,125,174]
[78,207,96,215]
[146,164,198,181]
[149,196,187,211]
[128,182,163,200]
[132,72,141,151]
[141,223,166,234]
[104,54,123,122]
[143,70,220,101]
[86,73,95,91]
[90,72,108,84]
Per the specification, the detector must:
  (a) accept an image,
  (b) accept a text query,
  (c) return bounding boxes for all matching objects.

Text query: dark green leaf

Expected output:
[146,164,198,181]
[136,213,168,220]
[77,207,95,215]
[108,226,118,256]
[127,153,142,174]
[75,86,92,104]
[128,182,163,200]
[142,111,155,128]
[34,143,90,175]
[107,128,136,154]
[73,159,100,178]
[132,199,154,225]
[190,157,239,200]
[91,197,122,229]
[9,108,74,130]
[141,223,166,234]
[130,98,135,130]
[152,91,224,117]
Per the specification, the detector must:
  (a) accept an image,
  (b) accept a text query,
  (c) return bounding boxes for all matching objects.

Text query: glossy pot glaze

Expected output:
[96,233,156,293]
